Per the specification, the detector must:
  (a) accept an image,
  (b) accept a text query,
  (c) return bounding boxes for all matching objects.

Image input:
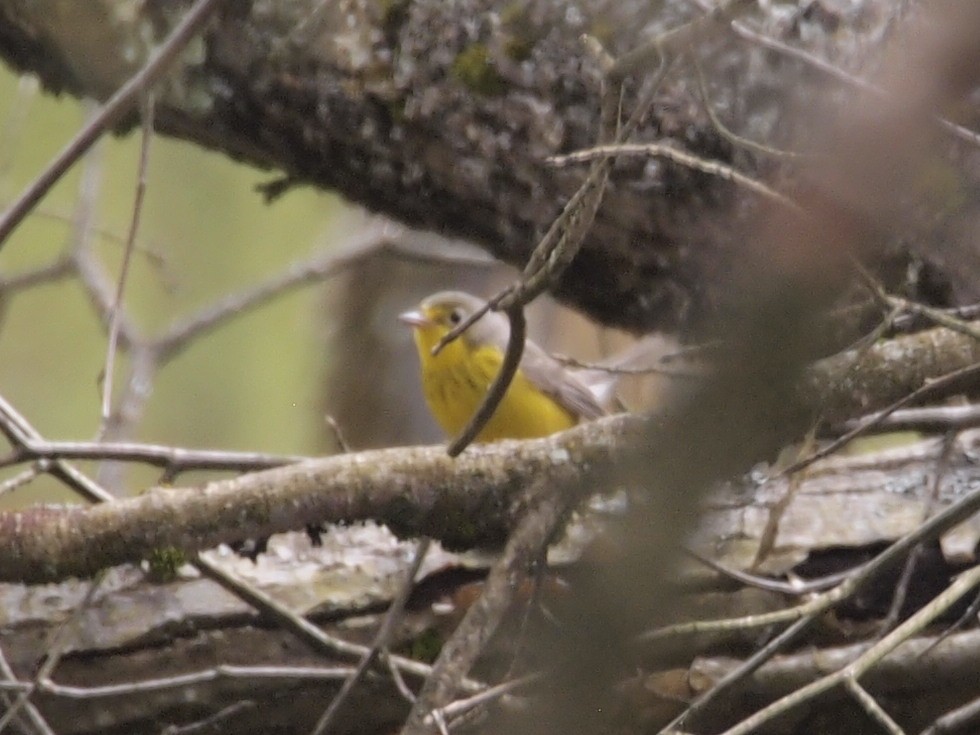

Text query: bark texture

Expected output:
[0,415,641,584]
[5,315,980,585]
[0,0,911,331]
[4,430,977,735]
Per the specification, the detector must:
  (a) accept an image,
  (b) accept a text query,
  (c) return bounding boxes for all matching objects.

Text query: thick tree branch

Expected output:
[803,320,980,425]
[0,415,642,584]
[2,308,980,584]
[0,0,923,331]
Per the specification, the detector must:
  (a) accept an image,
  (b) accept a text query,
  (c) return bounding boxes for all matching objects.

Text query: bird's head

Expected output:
[398,291,505,355]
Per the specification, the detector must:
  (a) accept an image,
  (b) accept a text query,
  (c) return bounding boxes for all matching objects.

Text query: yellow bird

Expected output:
[399,291,606,442]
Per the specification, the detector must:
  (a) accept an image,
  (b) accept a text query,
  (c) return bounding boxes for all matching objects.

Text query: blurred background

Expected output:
[0,65,665,506]
[0,68,333,500]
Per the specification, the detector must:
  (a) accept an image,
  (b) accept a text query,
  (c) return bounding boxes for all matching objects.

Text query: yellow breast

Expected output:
[413,332,577,442]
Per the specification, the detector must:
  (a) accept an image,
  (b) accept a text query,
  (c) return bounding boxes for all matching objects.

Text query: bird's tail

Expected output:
[563,335,681,412]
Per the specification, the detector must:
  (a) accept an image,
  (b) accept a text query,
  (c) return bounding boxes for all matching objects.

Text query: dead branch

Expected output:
[691,630,980,721]
[716,565,980,735]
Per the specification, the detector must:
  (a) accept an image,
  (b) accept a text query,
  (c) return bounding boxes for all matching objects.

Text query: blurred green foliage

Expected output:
[0,68,343,504]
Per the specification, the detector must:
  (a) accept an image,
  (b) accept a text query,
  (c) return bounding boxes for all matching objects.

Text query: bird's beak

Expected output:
[398,309,432,328]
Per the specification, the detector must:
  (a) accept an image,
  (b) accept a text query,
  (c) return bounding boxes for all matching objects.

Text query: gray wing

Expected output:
[520,340,607,420]
[466,308,606,420]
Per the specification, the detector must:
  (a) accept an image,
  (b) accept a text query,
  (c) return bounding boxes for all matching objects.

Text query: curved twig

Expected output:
[447,306,527,457]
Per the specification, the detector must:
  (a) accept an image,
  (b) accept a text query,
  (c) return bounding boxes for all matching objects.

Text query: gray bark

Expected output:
[0,0,912,331]
[3,430,976,735]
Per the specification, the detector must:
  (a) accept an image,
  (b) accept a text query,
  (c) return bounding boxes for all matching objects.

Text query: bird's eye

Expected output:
[449,309,463,325]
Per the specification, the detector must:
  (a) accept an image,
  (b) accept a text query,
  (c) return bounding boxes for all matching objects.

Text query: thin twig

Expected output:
[718,565,980,735]
[920,693,980,735]
[892,302,980,334]
[548,143,804,215]
[886,294,980,343]
[683,546,853,595]
[0,644,54,735]
[918,587,980,661]
[496,39,626,314]
[384,650,418,704]
[70,141,142,349]
[651,477,980,732]
[659,614,817,735]
[434,35,632,357]
[101,93,154,435]
[502,553,547,681]
[0,573,106,732]
[845,304,904,355]
[325,415,352,453]
[0,393,115,504]
[402,479,574,735]
[550,352,703,379]
[845,679,906,735]
[3,665,355,699]
[915,431,979,658]
[437,671,543,724]
[161,701,257,735]
[98,348,159,481]
[0,0,227,249]
[753,430,815,570]
[310,538,431,735]
[609,0,756,80]
[851,262,980,345]
[152,222,396,361]
[0,437,303,473]
[432,288,507,356]
[193,553,482,693]
[648,475,980,643]
[0,256,75,293]
[876,431,955,638]
[24,206,170,268]
[0,466,41,499]
[431,35,631,411]
[447,307,527,456]
[778,361,980,478]
[876,545,922,640]
[692,53,806,160]
[837,404,980,435]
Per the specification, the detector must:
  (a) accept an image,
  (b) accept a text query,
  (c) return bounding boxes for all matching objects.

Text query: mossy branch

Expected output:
[0,416,642,584]
[2,315,980,585]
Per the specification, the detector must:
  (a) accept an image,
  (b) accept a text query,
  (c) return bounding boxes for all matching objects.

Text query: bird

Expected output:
[398,290,607,442]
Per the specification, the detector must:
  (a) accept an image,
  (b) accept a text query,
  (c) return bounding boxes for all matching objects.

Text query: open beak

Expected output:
[398,309,432,328]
